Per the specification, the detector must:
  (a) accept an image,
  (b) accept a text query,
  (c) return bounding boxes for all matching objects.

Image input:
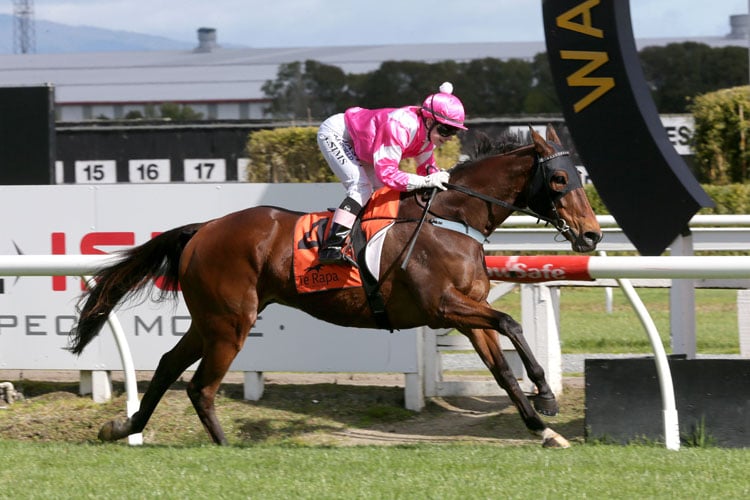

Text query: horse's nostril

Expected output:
[585,231,603,244]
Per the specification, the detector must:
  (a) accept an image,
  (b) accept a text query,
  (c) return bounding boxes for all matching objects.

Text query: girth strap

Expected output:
[350,220,393,332]
[428,217,487,244]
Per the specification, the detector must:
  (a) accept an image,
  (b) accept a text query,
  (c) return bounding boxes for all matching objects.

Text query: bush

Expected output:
[245,127,336,182]
[245,126,462,182]
[583,183,750,215]
[246,128,749,214]
[700,183,750,214]
[690,86,750,183]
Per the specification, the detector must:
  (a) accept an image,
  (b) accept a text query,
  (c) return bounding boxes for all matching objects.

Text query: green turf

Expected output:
[0,441,747,499]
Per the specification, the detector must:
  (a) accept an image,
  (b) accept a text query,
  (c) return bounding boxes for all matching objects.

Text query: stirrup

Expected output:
[318,245,345,263]
[318,246,358,267]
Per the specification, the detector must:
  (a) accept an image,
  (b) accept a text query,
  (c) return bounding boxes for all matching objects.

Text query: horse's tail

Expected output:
[67,222,204,355]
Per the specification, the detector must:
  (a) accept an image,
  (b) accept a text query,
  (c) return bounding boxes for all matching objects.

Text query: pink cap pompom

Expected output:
[439,82,454,94]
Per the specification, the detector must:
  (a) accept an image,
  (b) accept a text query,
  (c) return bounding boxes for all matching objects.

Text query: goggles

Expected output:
[436,123,459,137]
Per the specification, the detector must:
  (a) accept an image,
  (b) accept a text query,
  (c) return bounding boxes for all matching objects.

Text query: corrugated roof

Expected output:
[0,37,745,104]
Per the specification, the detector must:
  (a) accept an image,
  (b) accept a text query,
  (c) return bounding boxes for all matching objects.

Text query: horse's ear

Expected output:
[529,125,547,155]
[546,124,561,146]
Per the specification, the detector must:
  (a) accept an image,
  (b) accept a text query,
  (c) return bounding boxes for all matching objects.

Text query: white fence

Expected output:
[2,185,750,449]
[6,251,750,451]
[0,255,424,395]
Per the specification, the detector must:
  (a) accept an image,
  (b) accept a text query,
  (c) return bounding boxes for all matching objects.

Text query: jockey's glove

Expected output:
[407,170,450,191]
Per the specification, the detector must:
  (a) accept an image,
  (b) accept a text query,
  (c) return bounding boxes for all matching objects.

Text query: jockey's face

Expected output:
[426,118,457,146]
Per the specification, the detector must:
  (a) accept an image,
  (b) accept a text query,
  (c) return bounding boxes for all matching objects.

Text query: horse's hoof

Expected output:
[541,428,570,448]
[531,394,559,416]
[98,419,129,442]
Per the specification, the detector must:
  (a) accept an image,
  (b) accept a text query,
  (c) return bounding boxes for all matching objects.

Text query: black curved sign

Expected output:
[542,0,714,255]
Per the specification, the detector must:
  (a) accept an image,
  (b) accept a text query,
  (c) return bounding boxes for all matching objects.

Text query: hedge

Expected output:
[245,127,336,183]
[584,183,750,215]
[244,126,461,182]
[246,127,747,214]
[690,85,750,184]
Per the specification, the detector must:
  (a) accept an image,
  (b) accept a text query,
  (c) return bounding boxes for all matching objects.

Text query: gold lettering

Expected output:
[556,0,603,38]
[560,50,615,112]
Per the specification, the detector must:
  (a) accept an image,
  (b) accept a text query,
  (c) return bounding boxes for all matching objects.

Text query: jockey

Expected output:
[316,81,467,265]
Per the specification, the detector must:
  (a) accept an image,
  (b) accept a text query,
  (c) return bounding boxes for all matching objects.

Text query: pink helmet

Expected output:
[421,82,468,130]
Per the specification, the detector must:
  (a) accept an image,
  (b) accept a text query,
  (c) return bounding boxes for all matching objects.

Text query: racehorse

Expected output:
[68,125,602,448]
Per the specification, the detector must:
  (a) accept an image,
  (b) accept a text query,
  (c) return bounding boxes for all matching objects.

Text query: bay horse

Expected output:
[68,125,602,448]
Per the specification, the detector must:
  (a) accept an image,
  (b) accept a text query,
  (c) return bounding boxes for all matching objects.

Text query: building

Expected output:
[0,17,748,122]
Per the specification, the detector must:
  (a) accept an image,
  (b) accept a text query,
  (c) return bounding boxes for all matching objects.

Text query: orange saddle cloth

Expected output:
[292,187,400,294]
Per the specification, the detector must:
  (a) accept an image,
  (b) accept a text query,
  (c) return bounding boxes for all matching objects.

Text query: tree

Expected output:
[524,53,561,114]
[640,42,749,113]
[459,58,534,115]
[261,60,353,121]
[261,61,307,120]
[261,43,748,119]
[357,60,461,108]
[303,60,357,117]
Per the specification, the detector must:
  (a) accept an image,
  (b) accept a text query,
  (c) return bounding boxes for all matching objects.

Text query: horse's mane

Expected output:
[471,131,526,159]
[451,131,528,173]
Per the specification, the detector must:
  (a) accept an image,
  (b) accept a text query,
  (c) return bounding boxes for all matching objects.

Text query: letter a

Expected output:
[556,0,603,38]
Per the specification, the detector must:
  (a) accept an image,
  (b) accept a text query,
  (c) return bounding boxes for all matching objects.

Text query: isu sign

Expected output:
[0,183,418,373]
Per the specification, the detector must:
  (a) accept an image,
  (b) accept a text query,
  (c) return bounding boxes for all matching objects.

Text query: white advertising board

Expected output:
[0,184,418,374]
[660,114,694,155]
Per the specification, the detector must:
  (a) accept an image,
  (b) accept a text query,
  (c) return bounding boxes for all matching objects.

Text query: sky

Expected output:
[0,0,748,48]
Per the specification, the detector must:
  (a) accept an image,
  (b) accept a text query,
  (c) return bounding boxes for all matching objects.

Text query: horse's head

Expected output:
[527,126,602,253]
[427,126,601,253]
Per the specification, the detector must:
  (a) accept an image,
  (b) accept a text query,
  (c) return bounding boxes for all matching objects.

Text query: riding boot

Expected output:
[318,197,362,265]
[318,222,353,264]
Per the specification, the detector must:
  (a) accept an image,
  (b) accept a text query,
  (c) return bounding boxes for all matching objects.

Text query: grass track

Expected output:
[0,441,748,499]
[0,287,746,498]
[494,286,740,354]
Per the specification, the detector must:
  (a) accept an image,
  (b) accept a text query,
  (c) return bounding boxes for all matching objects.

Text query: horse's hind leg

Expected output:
[98,326,203,442]
[185,336,245,445]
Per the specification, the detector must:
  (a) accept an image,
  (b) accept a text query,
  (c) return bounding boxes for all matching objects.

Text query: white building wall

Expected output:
[56,101,272,122]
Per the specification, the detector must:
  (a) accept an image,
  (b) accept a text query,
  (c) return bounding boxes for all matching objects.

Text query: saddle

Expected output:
[292,188,400,329]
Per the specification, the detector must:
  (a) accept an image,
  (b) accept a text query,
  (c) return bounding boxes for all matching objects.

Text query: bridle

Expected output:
[442,147,580,239]
[399,146,581,269]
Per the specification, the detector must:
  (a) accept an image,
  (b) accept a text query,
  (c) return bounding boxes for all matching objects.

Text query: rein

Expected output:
[443,182,554,224]
[395,150,576,270]
[440,149,578,237]
[445,151,570,235]
[400,187,438,270]
[442,182,571,236]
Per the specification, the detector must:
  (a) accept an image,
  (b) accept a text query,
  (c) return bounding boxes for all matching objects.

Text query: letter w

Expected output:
[560,50,615,113]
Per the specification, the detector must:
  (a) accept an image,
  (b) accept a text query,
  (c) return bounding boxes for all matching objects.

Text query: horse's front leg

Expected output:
[438,287,568,447]
[493,313,559,416]
[459,327,568,448]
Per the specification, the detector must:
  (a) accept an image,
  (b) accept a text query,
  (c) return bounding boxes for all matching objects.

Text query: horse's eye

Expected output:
[552,175,567,185]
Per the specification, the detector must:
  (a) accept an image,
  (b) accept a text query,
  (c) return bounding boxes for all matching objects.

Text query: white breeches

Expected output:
[317,113,382,206]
